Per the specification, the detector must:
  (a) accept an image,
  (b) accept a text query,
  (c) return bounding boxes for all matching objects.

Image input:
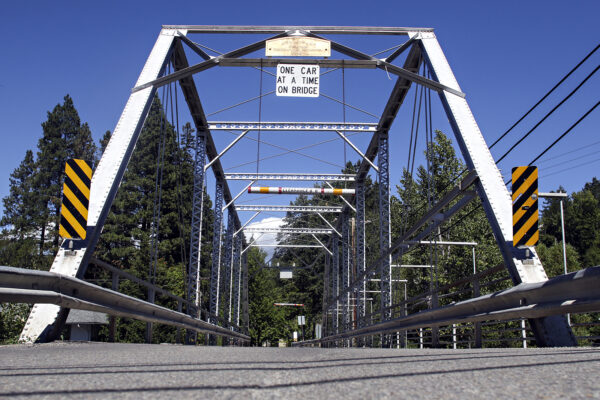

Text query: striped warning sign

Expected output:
[59,159,92,240]
[512,166,538,247]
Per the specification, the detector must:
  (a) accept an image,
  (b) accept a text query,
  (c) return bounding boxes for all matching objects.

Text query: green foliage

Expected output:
[536,242,581,278]
[0,303,30,344]
[393,131,504,303]
[36,95,97,252]
[247,247,290,345]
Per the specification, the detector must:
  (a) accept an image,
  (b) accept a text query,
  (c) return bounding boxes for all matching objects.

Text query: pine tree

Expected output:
[35,95,97,255]
[0,150,40,270]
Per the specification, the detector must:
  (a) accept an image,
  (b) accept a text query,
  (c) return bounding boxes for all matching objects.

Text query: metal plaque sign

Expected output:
[276,64,320,97]
[266,36,330,57]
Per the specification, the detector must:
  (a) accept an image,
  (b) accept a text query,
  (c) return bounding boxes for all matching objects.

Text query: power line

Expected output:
[540,157,600,179]
[539,149,600,171]
[495,64,599,164]
[527,101,600,166]
[489,43,599,149]
[537,137,600,164]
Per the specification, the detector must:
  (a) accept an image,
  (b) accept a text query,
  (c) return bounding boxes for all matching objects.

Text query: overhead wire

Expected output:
[536,137,600,164]
[489,43,599,149]
[495,64,599,164]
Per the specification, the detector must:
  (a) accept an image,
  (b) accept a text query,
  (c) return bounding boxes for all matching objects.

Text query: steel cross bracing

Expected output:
[208,122,377,132]
[226,173,355,182]
[236,205,343,213]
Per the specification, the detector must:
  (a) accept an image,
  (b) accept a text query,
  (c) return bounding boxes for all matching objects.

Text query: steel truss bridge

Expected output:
[2,25,598,348]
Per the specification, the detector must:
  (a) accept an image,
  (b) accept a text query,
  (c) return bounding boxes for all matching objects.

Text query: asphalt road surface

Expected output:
[0,342,599,399]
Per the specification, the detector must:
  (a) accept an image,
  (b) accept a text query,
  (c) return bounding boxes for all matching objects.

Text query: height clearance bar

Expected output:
[248,186,354,195]
[512,166,539,247]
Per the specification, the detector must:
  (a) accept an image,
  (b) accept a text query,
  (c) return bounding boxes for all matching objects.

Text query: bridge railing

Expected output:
[0,265,249,343]
[87,258,242,341]
[302,265,600,347]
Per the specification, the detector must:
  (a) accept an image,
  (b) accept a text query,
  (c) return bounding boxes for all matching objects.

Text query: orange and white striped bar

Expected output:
[248,186,355,195]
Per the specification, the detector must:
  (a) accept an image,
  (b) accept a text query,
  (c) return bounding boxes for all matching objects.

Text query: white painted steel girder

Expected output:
[417,31,574,346]
[417,31,547,284]
[226,173,356,182]
[208,121,377,131]
[248,186,355,195]
[236,205,343,213]
[20,29,180,343]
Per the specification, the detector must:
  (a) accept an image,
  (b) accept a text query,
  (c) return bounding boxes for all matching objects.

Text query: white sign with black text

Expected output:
[276,64,320,97]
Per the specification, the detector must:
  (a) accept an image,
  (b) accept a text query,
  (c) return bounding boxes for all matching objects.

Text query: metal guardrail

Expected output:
[0,266,249,342]
[88,258,241,333]
[297,266,600,345]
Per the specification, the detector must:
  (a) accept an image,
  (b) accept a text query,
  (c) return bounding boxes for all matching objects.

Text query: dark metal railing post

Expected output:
[473,276,482,348]
[109,272,119,342]
[146,287,155,344]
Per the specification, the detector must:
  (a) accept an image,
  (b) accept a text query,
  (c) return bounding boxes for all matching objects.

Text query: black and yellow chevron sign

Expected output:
[59,159,92,240]
[512,166,538,247]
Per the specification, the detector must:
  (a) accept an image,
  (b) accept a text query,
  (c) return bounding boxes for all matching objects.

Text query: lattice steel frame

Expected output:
[210,182,224,327]
[332,237,339,336]
[187,131,206,316]
[355,180,366,329]
[232,235,242,327]
[20,25,574,347]
[221,211,234,326]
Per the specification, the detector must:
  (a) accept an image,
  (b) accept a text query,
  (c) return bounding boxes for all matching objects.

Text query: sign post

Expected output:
[298,315,306,341]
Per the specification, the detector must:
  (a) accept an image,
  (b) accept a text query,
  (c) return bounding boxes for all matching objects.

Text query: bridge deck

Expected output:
[0,343,598,399]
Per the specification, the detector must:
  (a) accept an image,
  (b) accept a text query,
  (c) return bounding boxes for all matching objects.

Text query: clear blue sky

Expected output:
[0,0,598,225]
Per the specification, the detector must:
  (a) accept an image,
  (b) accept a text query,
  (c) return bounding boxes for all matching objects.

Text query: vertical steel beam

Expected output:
[222,212,234,326]
[417,31,575,346]
[187,131,206,312]
[355,180,366,330]
[378,131,392,317]
[20,29,179,343]
[186,130,207,344]
[232,234,241,327]
[332,237,339,337]
[241,250,249,335]
[209,182,224,340]
[341,211,350,339]
[322,253,330,338]
[378,130,392,347]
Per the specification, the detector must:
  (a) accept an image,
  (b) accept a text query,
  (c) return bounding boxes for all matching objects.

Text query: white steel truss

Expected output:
[208,121,378,132]
[19,25,575,347]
